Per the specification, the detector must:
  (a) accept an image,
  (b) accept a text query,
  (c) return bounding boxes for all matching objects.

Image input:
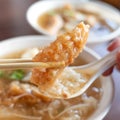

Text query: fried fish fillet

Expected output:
[31,22,89,91]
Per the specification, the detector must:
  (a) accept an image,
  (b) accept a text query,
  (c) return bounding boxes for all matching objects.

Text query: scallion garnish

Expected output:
[0,70,4,78]
[10,69,25,80]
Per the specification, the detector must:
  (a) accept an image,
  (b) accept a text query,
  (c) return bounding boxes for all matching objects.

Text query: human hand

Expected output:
[103,37,120,76]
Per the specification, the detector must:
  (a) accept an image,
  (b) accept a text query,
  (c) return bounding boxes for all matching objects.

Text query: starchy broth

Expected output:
[37,3,119,36]
[0,49,102,120]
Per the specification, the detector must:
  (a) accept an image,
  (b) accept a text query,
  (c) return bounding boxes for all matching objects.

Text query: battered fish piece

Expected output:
[31,22,89,91]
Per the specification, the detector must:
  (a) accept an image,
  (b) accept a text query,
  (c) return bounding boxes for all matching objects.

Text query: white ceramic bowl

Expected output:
[0,35,114,120]
[26,0,120,44]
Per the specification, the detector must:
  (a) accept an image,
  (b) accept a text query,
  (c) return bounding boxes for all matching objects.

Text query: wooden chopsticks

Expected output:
[0,59,65,69]
[0,58,32,63]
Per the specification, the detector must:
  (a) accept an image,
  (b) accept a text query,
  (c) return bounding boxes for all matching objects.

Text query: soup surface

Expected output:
[37,3,119,36]
[0,48,103,120]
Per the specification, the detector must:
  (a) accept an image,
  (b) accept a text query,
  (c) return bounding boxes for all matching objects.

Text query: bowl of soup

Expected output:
[0,35,114,120]
[26,0,120,44]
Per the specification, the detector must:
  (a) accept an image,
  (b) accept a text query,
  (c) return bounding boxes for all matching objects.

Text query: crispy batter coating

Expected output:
[31,22,89,90]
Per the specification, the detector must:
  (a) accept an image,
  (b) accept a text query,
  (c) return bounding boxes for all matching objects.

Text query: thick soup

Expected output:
[37,3,119,36]
[0,48,103,120]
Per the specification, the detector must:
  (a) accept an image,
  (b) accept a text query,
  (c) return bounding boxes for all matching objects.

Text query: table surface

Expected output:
[0,0,120,120]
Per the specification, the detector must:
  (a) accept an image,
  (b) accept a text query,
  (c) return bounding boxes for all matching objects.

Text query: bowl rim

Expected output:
[26,0,120,44]
[0,35,114,120]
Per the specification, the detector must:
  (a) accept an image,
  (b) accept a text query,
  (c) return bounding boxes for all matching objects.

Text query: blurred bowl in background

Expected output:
[26,0,120,44]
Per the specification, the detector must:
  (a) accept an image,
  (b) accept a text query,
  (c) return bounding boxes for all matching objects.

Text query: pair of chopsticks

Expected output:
[0,59,65,69]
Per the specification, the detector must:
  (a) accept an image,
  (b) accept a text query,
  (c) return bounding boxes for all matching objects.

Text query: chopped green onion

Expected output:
[48,10,56,16]
[0,70,25,81]
[0,70,4,78]
[63,10,75,17]
[10,69,25,80]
